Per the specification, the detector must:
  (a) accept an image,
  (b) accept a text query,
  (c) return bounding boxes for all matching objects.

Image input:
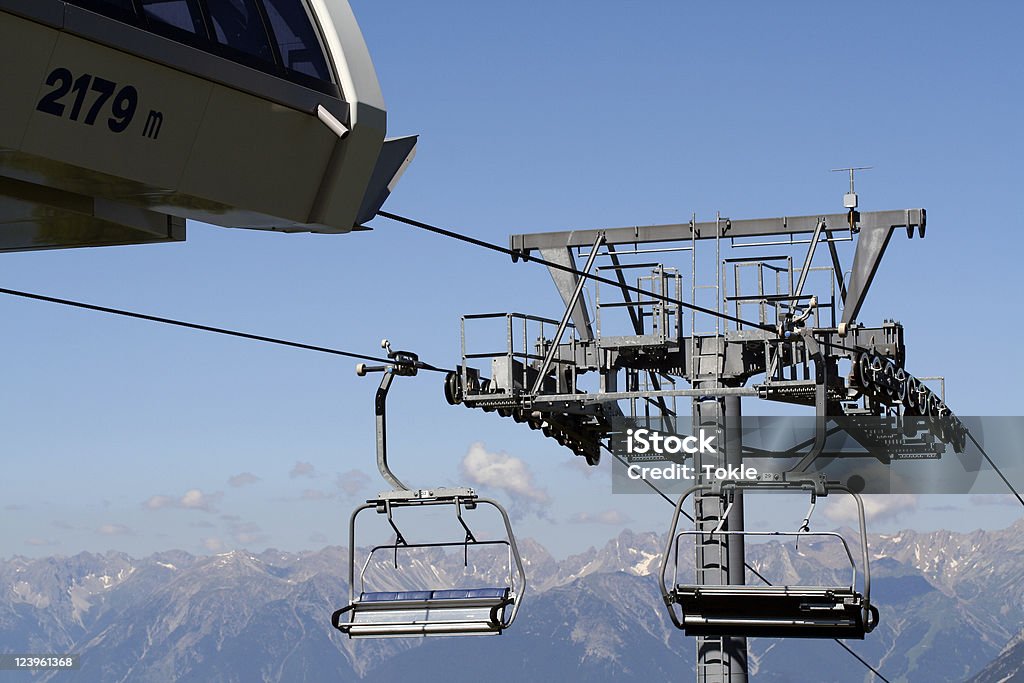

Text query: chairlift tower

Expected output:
[445,174,966,682]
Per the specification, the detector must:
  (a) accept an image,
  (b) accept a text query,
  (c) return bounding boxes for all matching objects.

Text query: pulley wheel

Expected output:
[893,367,908,402]
[882,362,896,397]
[857,352,872,389]
[443,371,463,405]
[904,376,919,410]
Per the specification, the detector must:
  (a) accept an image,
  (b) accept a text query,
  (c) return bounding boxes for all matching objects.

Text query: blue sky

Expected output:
[1,0,1022,558]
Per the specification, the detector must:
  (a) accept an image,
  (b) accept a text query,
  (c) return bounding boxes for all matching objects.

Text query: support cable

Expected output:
[379,211,870,360]
[378,211,774,333]
[965,429,1024,507]
[0,287,450,373]
[607,447,892,683]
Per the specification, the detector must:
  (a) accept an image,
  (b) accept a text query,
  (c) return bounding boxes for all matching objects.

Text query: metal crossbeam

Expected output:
[510,209,924,252]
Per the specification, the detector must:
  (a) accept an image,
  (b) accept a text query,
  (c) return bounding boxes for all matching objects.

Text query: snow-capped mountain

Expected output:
[1,521,1021,682]
[970,627,1024,683]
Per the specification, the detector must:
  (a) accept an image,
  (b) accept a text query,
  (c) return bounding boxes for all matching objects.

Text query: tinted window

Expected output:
[205,0,275,64]
[263,0,332,82]
[69,0,137,18]
[142,0,204,34]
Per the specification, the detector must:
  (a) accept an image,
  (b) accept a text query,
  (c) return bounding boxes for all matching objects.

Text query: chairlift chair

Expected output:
[659,473,879,639]
[332,487,525,638]
[331,341,527,638]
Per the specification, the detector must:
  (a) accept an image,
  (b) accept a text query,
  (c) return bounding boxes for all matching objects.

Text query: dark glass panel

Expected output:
[262,0,332,82]
[205,0,275,64]
[141,0,204,34]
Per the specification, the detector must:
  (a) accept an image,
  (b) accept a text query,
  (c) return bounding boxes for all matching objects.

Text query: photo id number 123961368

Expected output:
[0,654,80,670]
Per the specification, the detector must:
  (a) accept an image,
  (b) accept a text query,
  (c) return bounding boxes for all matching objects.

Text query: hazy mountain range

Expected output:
[2,520,1022,682]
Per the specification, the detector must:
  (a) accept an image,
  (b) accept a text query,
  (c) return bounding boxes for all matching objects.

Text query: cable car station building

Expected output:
[0,0,415,252]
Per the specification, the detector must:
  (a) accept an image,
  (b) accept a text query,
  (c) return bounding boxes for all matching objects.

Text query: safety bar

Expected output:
[670,530,858,596]
[357,540,514,596]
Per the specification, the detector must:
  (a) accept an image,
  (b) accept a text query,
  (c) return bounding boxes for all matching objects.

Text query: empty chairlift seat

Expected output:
[659,476,879,640]
[332,488,526,638]
[671,574,874,639]
[335,586,514,637]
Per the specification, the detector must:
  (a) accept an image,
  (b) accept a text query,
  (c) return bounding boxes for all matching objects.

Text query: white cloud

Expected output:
[569,509,632,525]
[228,521,266,546]
[202,537,224,552]
[97,524,132,536]
[825,494,918,524]
[561,458,599,478]
[180,489,208,509]
[26,538,58,547]
[289,461,318,479]
[228,472,261,488]
[969,494,1019,507]
[460,442,549,504]
[144,489,222,513]
[336,469,371,496]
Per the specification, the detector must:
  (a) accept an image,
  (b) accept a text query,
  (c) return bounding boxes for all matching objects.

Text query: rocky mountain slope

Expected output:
[1,521,1021,682]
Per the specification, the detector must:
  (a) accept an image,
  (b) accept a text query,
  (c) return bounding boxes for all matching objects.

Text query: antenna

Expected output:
[831,166,873,209]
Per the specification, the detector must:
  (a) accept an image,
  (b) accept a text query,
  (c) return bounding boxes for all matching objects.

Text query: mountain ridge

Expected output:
[1,521,1021,682]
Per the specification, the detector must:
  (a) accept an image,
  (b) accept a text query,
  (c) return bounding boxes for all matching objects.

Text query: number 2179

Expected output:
[36,67,140,134]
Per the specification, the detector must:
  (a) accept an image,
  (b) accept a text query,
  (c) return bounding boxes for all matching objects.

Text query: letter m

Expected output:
[143,110,164,140]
